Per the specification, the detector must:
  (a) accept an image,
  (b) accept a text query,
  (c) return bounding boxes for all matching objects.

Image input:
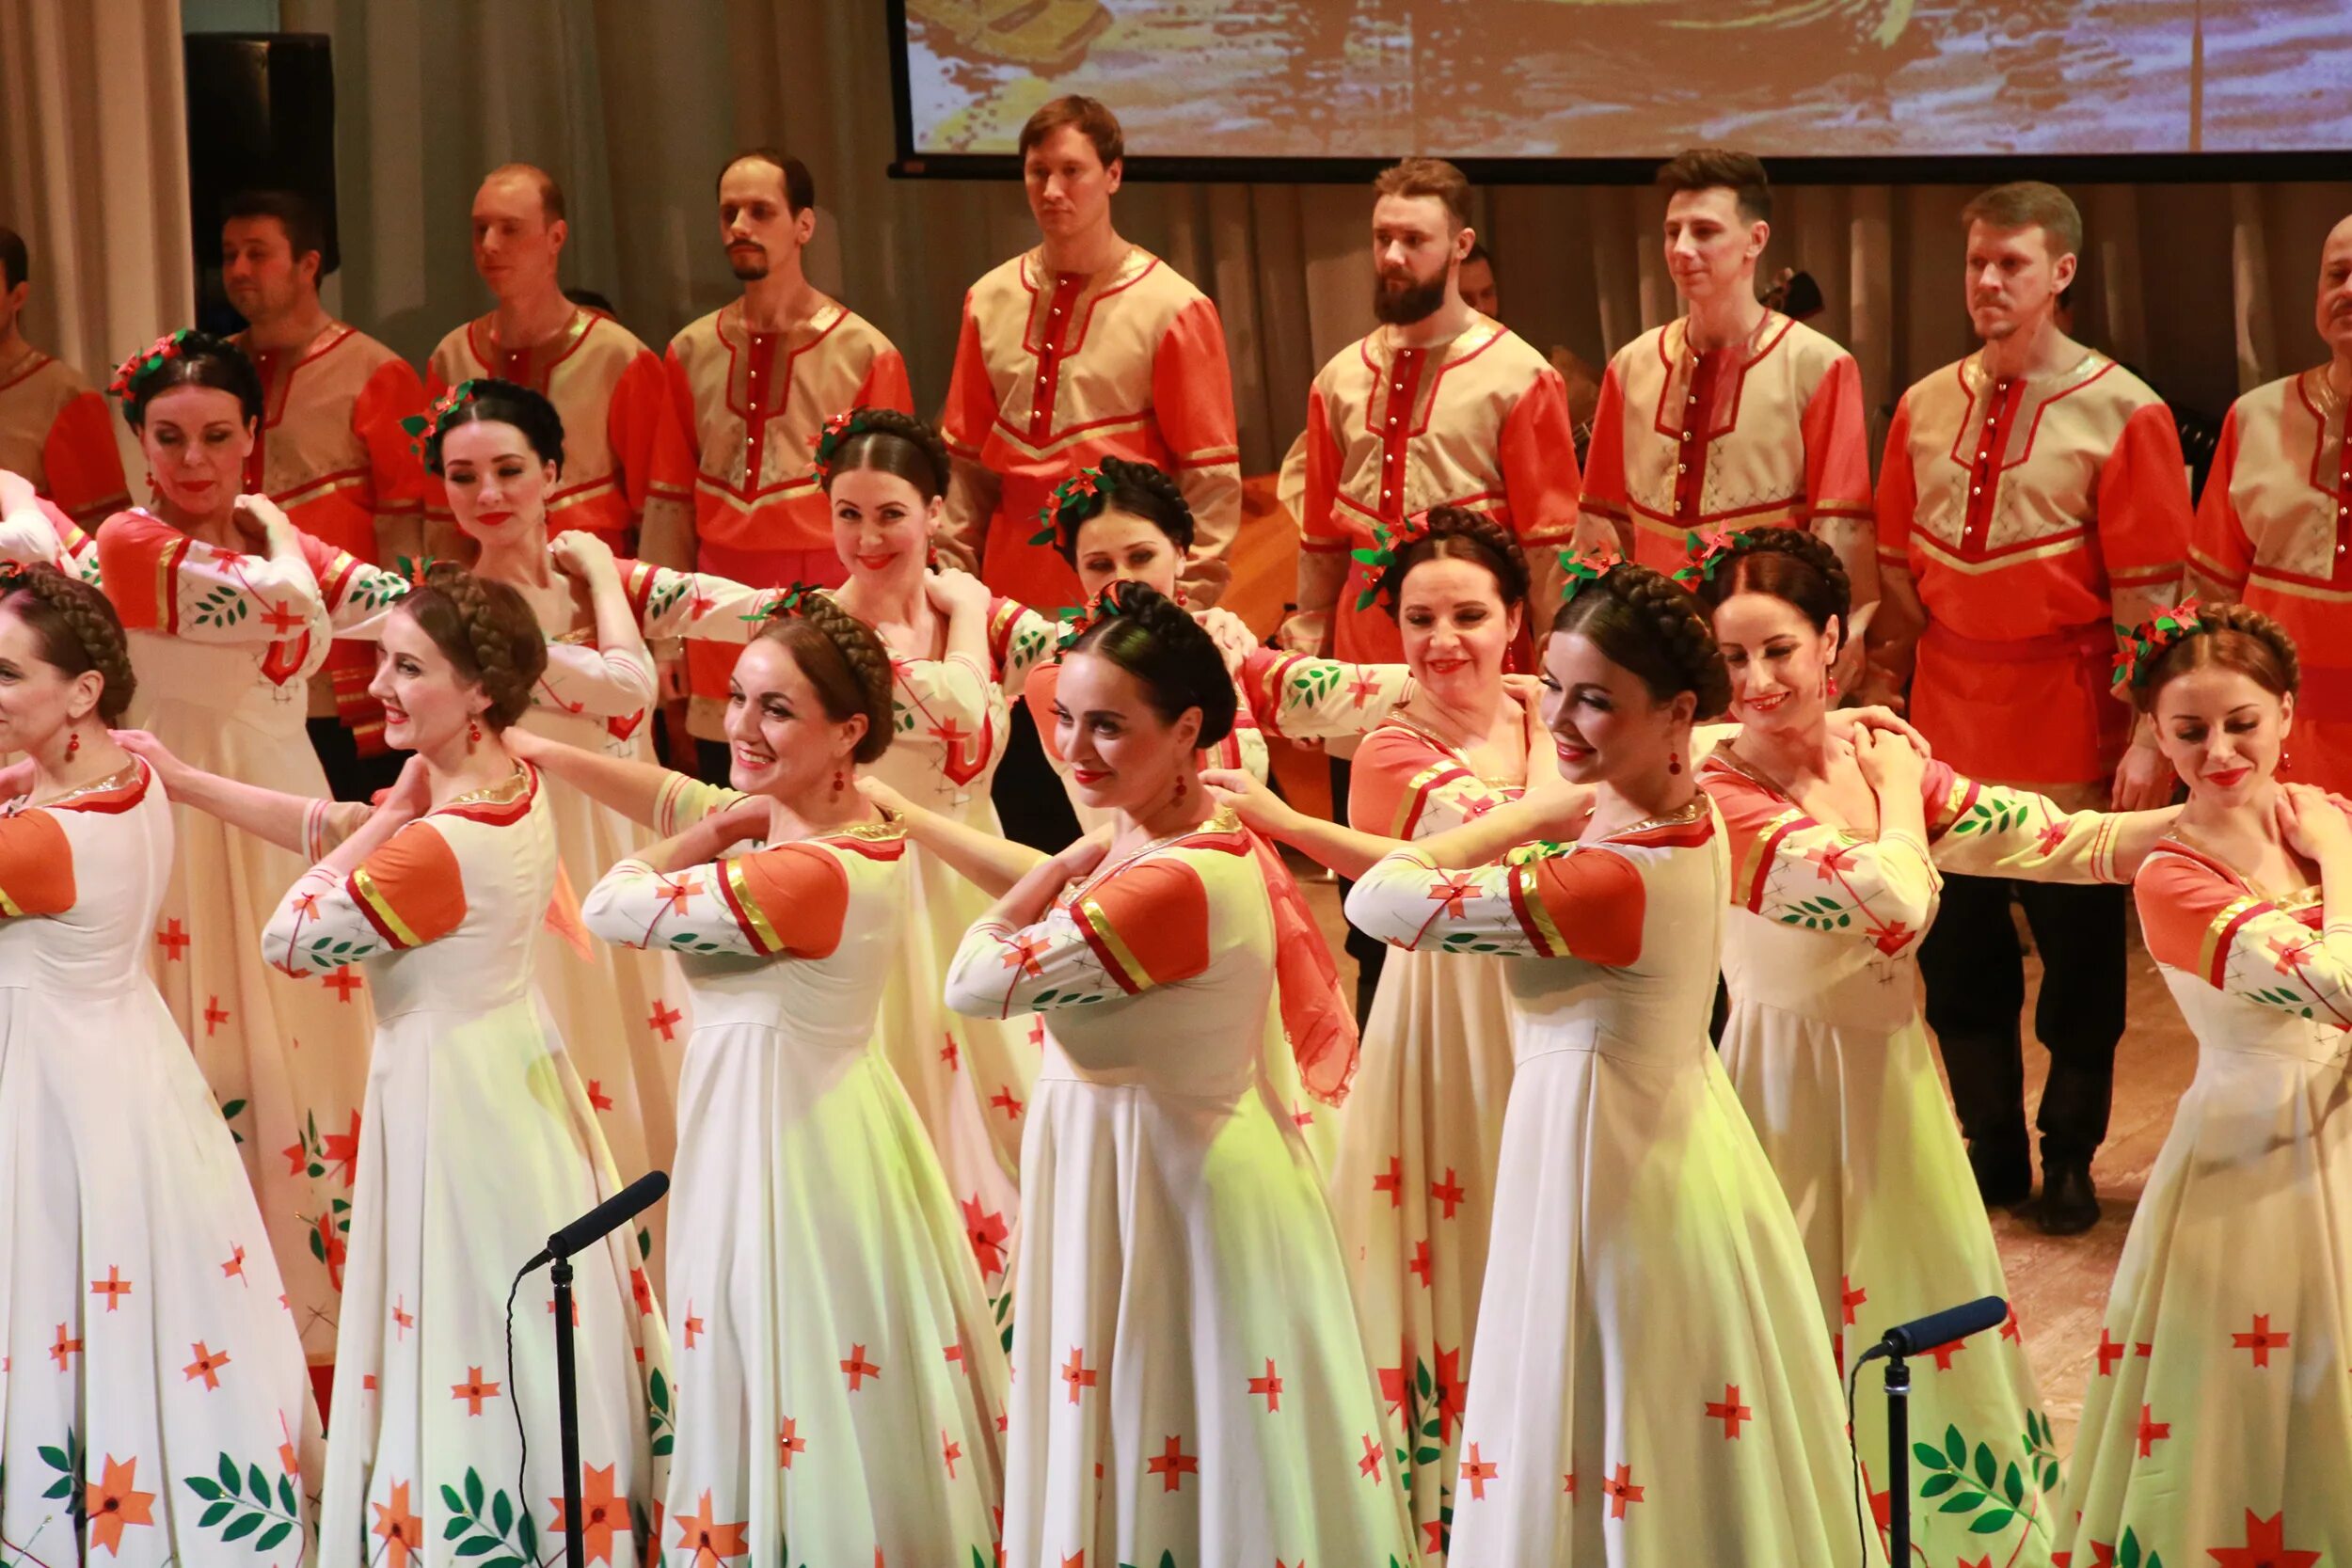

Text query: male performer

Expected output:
[2189,213,2352,787]
[1281,157,1581,664]
[1580,149,1875,605]
[1872,181,2190,1234]
[0,226,129,529]
[424,164,692,560]
[938,94,1241,613]
[221,190,429,792]
[666,150,913,777]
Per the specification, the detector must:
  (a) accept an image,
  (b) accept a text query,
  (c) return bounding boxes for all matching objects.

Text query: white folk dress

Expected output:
[1327,711,1527,1560]
[2054,837,2352,1566]
[583,786,1009,1567]
[946,810,1414,1567]
[0,759,323,1566]
[261,768,671,1568]
[1702,753,2143,1568]
[1346,802,1881,1567]
[91,507,411,1369]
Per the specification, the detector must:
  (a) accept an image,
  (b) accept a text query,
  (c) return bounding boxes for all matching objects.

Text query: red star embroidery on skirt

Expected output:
[321,1110,363,1186]
[203,996,230,1035]
[183,1342,230,1389]
[940,1035,961,1070]
[1423,1518,1449,1555]
[1358,1433,1384,1481]
[684,1308,704,1349]
[1458,1443,1499,1500]
[1248,1358,1282,1412]
[155,918,190,959]
[585,1079,614,1111]
[1602,1462,1645,1519]
[1429,1166,1467,1218]
[962,1196,1009,1278]
[672,1490,750,1568]
[1377,1357,1408,1418]
[1705,1384,1753,1439]
[49,1324,81,1370]
[90,1266,131,1311]
[777,1417,804,1468]
[1840,1275,1867,1325]
[221,1244,246,1281]
[1999,1303,2022,1340]
[1431,1345,1467,1442]
[2134,1404,2169,1458]
[990,1086,1025,1119]
[1929,1338,1966,1371]
[2205,1510,2321,1568]
[1061,1347,1097,1403]
[629,1266,655,1315]
[1146,1434,1198,1492]
[942,1430,962,1479]
[646,1001,684,1041]
[2232,1313,2290,1368]
[451,1367,501,1415]
[840,1344,880,1390]
[1372,1154,1405,1207]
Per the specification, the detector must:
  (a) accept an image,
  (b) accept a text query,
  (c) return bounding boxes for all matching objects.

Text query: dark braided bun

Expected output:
[757,594,897,764]
[1692,528,1851,651]
[427,378,567,476]
[826,407,952,503]
[1554,562,1733,720]
[119,329,262,429]
[1070,579,1238,747]
[1051,455,1195,562]
[0,563,137,723]
[2134,602,2299,711]
[401,563,549,730]
[1375,505,1531,615]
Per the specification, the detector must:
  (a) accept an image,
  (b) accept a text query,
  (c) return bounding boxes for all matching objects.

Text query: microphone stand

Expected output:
[553,1256,583,1568]
[1883,1349,1911,1566]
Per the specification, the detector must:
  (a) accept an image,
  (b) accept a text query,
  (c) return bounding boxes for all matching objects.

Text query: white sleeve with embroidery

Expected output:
[945,906,1122,1020]
[632,562,775,643]
[2203,902,2352,1030]
[174,542,327,646]
[1246,650,1413,742]
[582,856,765,957]
[1929,777,2132,883]
[1735,807,1939,958]
[260,866,391,976]
[537,640,660,721]
[1344,845,1557,957]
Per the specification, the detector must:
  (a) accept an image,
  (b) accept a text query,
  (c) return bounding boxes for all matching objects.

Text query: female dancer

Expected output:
[2058,605,2352,1562]
[0,566,320,1564]
[61,332,410,1373]
[122,565,668,1567]
[507,592,1009,1563]
[1688,528,2176,1568]
[1328,559,1873,1564]
[930,578,1410,1565]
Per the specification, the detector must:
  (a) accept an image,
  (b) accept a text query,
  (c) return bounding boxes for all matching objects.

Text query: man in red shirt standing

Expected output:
[665,150,914,778]
[220,190,429,795]
[0,226,129,531]
[1871,182,2189,1234]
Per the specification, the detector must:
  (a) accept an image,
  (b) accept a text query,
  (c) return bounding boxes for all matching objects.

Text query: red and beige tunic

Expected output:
[0,757,322,1567]
[664,297,913,738]
[0,345,129,528]
[261,768,670,1568]
[584,807,1008,1567]
[1878,349,2190,790]
[2189,366,2352,786]
[1293,317,1581,662]
[2056,839,2352,1566]
[945,810,1414,1567]
[1346,802,1880,1567]
[424,307,694,554]
[1581,311,1874,586]
[233,322,429,751]
[940,245,1242,613]
[1704,752,2158,1568]
[92,508,412,1368]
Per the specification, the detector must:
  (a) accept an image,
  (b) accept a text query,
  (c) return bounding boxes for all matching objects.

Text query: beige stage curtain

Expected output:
[0,0,195,481]
[266,4,2352,475]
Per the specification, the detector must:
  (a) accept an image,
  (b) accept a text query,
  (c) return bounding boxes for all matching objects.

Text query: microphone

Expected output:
[1856,1295,2008,1365]
[522,1170,669,1274]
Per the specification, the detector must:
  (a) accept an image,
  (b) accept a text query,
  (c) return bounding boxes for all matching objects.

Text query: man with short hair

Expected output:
[1873,180,2190,1234]
[424,164,692,560]
[665,149,913,776]
[1281,156,1581,663]
[221,189,430,791]
[938,95,1242,614]
[0,225,129,529]
[2189,212,2352,787]
[1581,149,1875,599]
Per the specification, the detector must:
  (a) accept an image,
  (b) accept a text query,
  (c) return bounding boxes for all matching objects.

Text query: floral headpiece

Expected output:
[809,409,875,484]
[107,330,195,400]
[2114,598,2204,687]
[1030,466,1107,547]
[1350,511,1434,611]
[397,380,485,461]
[1555,541,1625,599]
[1669,527,1746,589]
[1053,577,1153,654]
[753,580,820,626]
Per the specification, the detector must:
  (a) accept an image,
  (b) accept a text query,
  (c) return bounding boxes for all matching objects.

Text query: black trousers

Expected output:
[1329,754,1387,1028]
[307,718,405,802]
[1917,872,2128,1168]
[993,699,1082,852]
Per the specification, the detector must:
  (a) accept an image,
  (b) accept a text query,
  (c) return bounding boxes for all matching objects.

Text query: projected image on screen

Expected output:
[902,1,2352,161]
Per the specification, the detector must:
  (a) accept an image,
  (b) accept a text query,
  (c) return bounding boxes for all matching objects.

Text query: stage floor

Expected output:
[1294,867,2185,1464]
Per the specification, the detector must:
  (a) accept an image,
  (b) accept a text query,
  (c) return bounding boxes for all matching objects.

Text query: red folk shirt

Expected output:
[1581,311,1873,579]
[0,347,130,527]
[665,298,914,738]
[424,307,693,551]
[1878,350,2189,788]
[1293,317,1581,662]
[2189,366,2352,787]
[940,245,1241,613]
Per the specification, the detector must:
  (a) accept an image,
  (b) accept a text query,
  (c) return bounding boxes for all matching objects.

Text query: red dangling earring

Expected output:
[1667,749,1682,776]
[833,768,847,799]
[1175,775,1188,800]
[66,730,80,761]
[1826,673,1839,700]
[468,718,483,747]
[1175,587,1188,609]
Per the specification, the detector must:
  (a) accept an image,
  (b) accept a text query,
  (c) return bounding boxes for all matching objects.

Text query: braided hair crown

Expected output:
[757,592,898,765]
[0,563,137,723]
[1372,505,1532,614]
[404,562,549,729]
[1043,455,1195,562]
[2132,602,2300,712]
[1696,528,1851,650]
[822,407,952,502]
[1069,578,1238,747]
[1555,562,1733,718]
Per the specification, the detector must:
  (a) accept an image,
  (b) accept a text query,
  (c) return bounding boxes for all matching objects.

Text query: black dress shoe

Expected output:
[2031,1160,2100,1235]
[1968,1142,2032,1209]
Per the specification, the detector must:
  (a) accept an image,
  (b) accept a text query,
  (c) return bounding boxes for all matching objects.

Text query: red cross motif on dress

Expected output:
[1999,1304,2022,1341]
[1840,1275,1867,1325]
[942,1430,962,1479]
[393,1296,414,1338]
[1061,1347,1097,1403]
[2094,1328,2125,1377]
[777,1417,804,1468]
[1147,1434,1199,1492]
[203,996,230,1035]
[940,1034,960,1070]
[1248,1358,1282,1413]
[962,1196,1010,1279]
[49,1323,82,1370]
[672,1491,751,1568]
[2232,1313,2290,1368]
[261,599,309,637]
[1372,1154,1405,1207]
[1429,1166,1466,1219]
[183,1342,230,1389]
[90,1266,131,1311]
[1928,1338,1965,1371]
[840,1344,880,1390]
[990,1086,1025,1120]
[221,1244,246,1281]
[451,1367,501,1414]
[1459,1443,1499,1500]
[684,1307,704,1349]
[1602,1462,1645,1519]
[1426,873,1478,917]
[154,918,189,959]
[1705,1384,1753,1439]
[646,1000,683,1041]
[1358,1433,1384,1481]
[1408,1238,1434,1288]
[2204,1510,2322,1568]
[2134,1404,2169,1458]
[318,965,362,1003]
[584,1080,614,1112]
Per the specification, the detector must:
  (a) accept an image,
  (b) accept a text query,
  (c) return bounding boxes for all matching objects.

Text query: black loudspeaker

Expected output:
[183,32,338,334]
